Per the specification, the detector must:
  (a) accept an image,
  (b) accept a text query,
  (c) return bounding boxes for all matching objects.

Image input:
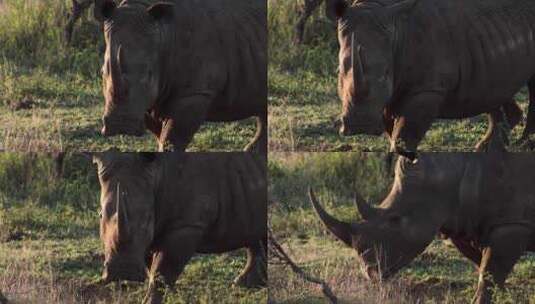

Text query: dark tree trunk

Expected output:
[294,0,324,44]
[64,0,93,46]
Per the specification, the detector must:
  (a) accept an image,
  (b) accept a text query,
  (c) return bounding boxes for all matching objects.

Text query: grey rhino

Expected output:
[94,0,267,153]
[329,0,535,152]
[310,153,535,304]
[92,152,267,304]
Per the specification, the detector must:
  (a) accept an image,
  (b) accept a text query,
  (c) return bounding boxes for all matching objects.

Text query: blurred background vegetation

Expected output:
[0,0,255,152]
[0,153,266,303]
[269,153,535,303]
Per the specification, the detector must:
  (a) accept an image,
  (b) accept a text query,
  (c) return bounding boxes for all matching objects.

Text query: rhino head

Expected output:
[328,0,417,136]
[93,152,160,282]
[94,0,175,137]
[308,155,450,280]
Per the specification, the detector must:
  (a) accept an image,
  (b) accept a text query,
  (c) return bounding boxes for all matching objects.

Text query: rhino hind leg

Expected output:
[474,108,511,152]
[244,115,267,156]
[233,239,267,288]
[471,226,531,304]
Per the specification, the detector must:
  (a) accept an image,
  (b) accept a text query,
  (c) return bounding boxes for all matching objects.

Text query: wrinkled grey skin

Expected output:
[93,152,267,304]
[94,0,267,153]
[310,153,535,304]
[329,0,535,152]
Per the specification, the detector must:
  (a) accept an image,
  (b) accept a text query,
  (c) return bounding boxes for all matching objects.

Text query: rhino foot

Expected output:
[233,254,267,289]
[232,269,266,289]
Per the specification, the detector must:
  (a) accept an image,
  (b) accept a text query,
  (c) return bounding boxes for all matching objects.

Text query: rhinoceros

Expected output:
[94,0,267,153]
[91,152,267,304]
[309,153,535,304]
[329,0,535,152]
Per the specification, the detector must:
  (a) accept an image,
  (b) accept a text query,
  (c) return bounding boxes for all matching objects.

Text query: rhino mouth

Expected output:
[101,116,145,137]
[339,116,384,136]
[102,261,147,282]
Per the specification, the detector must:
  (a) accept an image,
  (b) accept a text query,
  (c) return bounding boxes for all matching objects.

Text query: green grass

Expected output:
[268,153,535,303]
[0,0,255,152]
[268,0,532,152]
[0,153,267,303]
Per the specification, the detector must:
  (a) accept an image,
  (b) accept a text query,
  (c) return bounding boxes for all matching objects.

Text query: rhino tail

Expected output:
[308,188,353,246]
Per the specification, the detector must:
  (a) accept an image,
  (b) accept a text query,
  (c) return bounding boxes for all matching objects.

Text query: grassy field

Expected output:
[267,0,532,152]
[268,153,535,303]
[0,0,255,152]
[0,153,267,303]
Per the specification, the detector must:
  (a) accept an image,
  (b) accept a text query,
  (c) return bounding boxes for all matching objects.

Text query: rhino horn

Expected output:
[354,191,378,220]
[116,182,130,241]
[352,33,368,96]
[308,188,353,246]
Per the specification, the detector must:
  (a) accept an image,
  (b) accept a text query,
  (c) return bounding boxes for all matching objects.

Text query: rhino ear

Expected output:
[147,2,174,22]
[326,0,349,21]
[94,0,116,22]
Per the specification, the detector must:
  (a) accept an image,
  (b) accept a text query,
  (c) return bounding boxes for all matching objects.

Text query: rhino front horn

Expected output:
[354,191,378,220]
[308,187,353,246]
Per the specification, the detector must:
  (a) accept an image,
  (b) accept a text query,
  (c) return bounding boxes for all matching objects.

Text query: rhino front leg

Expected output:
[390,92,443,153]
[143,228,204,304]
[244,114,267,156]
[158,95,212,152]
[233,239,267,288]
[471,226,530,304]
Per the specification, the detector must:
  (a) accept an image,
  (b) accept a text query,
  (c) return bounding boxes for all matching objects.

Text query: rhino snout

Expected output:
[102,260,147,282]
[101,116,145,137]
[339,115,383,136]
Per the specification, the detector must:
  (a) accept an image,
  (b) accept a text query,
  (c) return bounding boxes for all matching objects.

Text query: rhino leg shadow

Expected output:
[244,115,267,156]
[233,239,267,288]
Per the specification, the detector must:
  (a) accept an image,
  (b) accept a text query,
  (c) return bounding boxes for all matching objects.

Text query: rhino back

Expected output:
[438,153,535,241]
[166,0,266,120]
[400,0,535,117]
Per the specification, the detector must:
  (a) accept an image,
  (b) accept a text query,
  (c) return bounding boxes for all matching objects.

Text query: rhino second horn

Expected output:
[354,191,378,220]
[308,187,353,246]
